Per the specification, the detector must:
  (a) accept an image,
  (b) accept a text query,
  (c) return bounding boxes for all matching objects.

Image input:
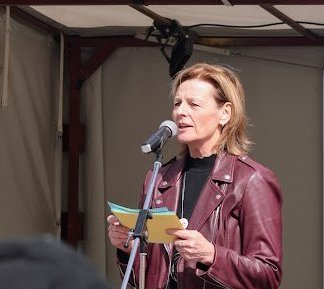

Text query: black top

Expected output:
[176,154,216,220]
[169,154,216,289]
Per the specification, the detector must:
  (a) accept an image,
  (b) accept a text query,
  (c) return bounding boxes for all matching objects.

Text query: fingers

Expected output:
[108,219,130,242]
[108,227,133,252]
[108,224,126,235]
[172,230,215,264]
[167,229,195,251]
[109,233,131,249]
[172,230,202,250]
[174,239,186,250]
[107,215,129,235]
[107,214,133,252]
[167,228,193,239]
[107,214,120,225]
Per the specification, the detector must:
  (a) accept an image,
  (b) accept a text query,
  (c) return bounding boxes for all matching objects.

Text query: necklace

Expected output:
[181,172,186,219]
[179,172,188,229]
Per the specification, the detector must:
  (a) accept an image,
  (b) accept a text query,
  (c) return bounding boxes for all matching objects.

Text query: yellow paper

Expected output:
[108,202,183,243]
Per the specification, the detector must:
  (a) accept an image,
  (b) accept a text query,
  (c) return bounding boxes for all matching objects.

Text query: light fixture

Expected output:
[149,19,195,77]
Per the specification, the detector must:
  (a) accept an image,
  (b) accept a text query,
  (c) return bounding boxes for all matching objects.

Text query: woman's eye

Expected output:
[174,101,181,107]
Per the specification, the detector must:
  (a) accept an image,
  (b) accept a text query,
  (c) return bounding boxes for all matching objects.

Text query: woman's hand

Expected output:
[167,229,215,266]
[107,215,133,254]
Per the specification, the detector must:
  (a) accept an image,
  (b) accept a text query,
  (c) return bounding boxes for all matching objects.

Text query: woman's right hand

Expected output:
[107,214,133,254]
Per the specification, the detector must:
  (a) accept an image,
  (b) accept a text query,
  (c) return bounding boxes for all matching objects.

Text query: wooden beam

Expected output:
[261,5,320,42]
[129,4,172,26]
[80,36,158,80]
[9,6,61,37]
[198,36,324,46]
[66,37,83,247]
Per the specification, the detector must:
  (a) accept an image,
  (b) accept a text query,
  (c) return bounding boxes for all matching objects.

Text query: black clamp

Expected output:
[132,0,147,5]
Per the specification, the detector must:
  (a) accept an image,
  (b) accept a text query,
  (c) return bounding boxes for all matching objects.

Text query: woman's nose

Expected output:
[176,103,188,116]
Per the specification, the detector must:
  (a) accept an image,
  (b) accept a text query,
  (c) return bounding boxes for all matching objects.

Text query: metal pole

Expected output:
[120,152,163,289]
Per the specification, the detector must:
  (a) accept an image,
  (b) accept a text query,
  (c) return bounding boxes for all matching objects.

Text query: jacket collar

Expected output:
[159,150,237,185]
[210,150,237,183]
[157,156,186,189]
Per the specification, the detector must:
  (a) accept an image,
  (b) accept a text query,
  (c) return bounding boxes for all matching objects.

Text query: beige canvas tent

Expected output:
[0,2,323,288]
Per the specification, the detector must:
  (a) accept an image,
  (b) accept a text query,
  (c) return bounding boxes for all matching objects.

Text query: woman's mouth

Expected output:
[178,123,192,130]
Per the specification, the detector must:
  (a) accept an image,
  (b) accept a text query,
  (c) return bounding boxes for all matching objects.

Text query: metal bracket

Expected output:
[220,0,233,6]
[132,0,146,5]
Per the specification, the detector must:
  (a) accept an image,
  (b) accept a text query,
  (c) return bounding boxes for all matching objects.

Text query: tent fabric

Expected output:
[0,12,62,237]
[79,66,106,271]
[30,5,324,31]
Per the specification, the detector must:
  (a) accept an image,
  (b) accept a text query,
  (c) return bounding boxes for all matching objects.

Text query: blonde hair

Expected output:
[171,63,252,156]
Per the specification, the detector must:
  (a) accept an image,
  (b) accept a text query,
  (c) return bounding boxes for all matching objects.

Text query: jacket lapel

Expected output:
[188,151,237,230]
[154,157,185,212]
[154,157,185,253]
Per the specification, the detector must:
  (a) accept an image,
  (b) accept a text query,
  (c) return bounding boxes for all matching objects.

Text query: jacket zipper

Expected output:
[208,184,232,289]
[201,184,229,289]
[208,275,232,289]
[163,243,172,289]
[211,205,220,243]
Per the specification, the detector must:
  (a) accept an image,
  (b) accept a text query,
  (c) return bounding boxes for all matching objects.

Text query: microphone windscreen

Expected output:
[159,120,177,138]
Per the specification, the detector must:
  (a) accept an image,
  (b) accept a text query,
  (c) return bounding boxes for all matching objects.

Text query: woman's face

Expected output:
[172,79,229,157]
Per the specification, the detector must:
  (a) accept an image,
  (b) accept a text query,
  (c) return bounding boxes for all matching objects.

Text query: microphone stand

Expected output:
[120,150,163,289]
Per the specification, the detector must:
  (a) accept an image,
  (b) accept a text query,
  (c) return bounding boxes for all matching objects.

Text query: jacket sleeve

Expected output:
[197,168,283,289]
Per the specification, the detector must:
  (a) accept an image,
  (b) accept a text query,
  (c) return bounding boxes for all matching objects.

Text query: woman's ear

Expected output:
[219,102,232,126]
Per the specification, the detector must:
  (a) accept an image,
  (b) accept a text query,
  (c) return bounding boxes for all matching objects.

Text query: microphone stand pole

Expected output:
[121,150,163,289]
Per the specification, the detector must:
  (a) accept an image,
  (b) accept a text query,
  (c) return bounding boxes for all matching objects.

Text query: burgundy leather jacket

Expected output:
[118,151,282,289]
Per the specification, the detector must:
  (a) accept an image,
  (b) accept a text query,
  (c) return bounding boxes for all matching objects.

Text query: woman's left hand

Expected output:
[167,229,215,265]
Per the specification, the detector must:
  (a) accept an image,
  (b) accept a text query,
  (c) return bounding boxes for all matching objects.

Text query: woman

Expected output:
[108,63,282,289]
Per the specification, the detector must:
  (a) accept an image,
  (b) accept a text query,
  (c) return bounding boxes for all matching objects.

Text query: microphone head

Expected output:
[159,120,177,137]
[141,120,178,154]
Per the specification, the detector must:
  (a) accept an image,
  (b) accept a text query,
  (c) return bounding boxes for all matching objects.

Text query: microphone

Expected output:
[141,120,177,153]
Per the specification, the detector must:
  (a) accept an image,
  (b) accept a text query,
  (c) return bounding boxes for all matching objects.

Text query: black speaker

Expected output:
[169,32,194,77]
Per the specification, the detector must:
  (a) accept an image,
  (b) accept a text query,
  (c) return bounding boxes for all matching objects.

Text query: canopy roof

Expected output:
[4,1,324,46]
[29,5,324,30]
